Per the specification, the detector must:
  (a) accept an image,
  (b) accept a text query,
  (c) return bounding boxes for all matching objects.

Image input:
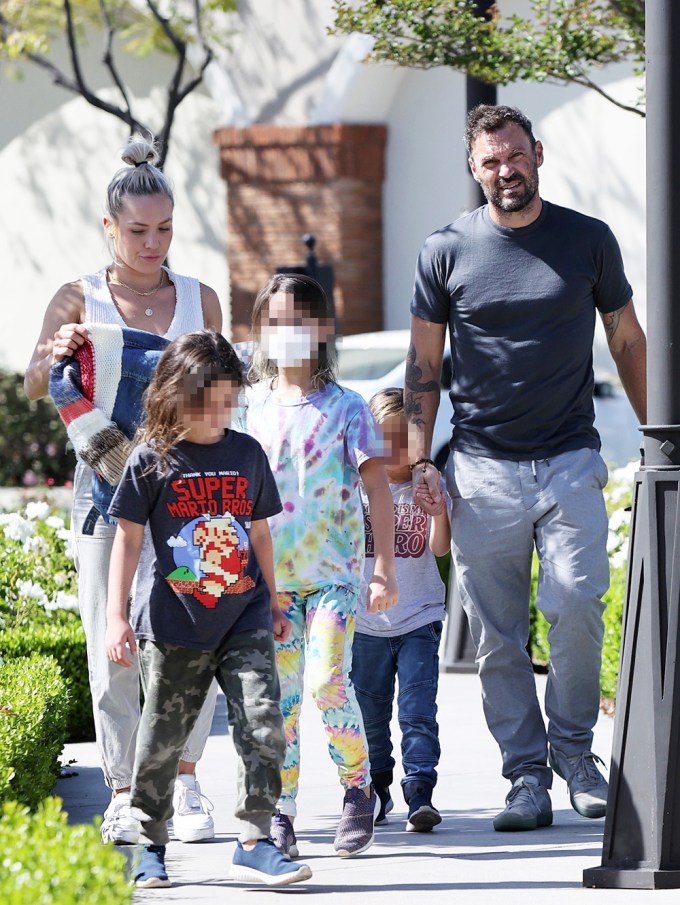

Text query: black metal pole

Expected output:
[583,0,680,889]
[465,75,496,211]
[465,1,497,211]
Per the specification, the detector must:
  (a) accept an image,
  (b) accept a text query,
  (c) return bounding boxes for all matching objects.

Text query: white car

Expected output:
[336,329,641,469]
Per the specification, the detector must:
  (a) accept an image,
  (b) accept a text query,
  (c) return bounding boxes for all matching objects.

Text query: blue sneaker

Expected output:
[132,844,171,888]
[229,838,312,887]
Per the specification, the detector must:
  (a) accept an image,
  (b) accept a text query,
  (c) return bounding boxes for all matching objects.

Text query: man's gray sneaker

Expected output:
[493,775,553,832]
[549,747,608,819]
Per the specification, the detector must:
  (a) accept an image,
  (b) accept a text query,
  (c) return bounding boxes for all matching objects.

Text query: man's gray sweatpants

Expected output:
[447,447,610,787]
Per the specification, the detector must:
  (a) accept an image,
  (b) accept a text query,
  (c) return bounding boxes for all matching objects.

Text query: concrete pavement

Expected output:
[55,671,671,903]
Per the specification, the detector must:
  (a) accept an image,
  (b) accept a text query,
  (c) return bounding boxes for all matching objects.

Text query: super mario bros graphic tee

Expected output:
[109,431,282,649]
[244,382,384,593]
[358,480,447,637]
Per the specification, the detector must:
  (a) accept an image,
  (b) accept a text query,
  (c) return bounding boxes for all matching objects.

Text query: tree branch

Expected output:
[98,0,137,126]
[61,0,144,131]
[565,69,645,117]
[148,0,213,167]
[145,0,183,53]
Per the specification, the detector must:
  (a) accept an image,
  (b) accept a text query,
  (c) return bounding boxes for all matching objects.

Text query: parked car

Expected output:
[336,329,641,469]
[337,329,452,469]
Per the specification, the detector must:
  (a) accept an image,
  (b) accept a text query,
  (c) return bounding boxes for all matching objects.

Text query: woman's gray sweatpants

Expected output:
[447,447,610,788]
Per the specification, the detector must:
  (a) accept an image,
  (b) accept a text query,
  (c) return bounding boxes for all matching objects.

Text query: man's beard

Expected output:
[485,167,539,213]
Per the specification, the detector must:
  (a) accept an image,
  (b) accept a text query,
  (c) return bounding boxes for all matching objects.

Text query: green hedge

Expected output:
[0,624,94,742]
[0,654,69,809]
[0,797,132,905]
[0,370,74,487]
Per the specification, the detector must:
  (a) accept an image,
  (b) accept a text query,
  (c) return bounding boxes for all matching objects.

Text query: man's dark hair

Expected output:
[464,105,536,155]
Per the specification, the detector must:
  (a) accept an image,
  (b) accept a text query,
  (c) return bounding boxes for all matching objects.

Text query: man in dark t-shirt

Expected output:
[406,104,647,832]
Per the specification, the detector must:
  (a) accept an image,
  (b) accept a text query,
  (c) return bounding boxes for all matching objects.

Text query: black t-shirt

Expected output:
[109,431,282,650]
[411,201,633,460]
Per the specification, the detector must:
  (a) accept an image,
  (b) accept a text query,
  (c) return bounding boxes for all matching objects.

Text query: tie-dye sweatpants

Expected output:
[275,585,371,816]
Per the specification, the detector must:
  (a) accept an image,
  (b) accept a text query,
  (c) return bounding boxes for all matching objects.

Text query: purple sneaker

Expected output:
[271,810,299,858]
[333,786,380,858]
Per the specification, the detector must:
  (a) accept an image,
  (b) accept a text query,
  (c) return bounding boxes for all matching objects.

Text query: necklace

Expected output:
[107,268,166,316]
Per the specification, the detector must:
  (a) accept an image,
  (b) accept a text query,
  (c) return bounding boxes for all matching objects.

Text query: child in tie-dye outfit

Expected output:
[244,273,399,859]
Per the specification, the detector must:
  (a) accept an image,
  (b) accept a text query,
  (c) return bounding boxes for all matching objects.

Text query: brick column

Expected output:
[213,124,387,340]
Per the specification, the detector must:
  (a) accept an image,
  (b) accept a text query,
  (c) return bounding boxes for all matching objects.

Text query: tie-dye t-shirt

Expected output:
[244,381,383,593]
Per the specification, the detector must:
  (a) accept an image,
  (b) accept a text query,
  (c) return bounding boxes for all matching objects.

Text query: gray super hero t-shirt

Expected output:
[109,431,282,650]
[411,201,633,460]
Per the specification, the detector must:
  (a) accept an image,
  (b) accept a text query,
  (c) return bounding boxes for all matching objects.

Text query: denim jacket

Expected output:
[49,323,169,524]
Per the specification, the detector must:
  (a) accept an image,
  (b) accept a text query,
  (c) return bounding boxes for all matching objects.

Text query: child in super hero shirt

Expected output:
[351,387,451,835]
[105,329,312,890]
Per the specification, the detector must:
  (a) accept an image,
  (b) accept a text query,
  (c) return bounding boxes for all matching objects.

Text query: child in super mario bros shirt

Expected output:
[105,329,312,889]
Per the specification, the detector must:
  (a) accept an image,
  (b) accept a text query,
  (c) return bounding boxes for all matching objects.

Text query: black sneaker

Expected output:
[493,775,553,832]
[375,783,394,825]
[403,780,442,833]
[372,770,394,825]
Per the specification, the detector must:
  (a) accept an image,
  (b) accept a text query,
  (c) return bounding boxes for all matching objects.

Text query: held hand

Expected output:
[105,616,137,667]
[411,461,442,504]
[367,574,399,613]
[52,323,89,363]
[412,461,442,499]
[272,605,292,642]
[413,479,446,516]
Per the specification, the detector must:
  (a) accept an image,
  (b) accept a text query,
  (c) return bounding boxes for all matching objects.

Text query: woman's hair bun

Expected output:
[121,134,161,168]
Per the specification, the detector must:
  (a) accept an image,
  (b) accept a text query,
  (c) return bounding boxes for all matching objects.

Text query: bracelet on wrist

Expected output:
[409,457,436,472]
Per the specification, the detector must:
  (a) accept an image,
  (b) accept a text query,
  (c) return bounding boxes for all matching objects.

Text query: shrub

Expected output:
[0,655,69,809]
[0,502,78,629]
[0,502,92,740]
[0,369,74,487]
[0,797,132,905]
[0,624,93,742]
[600,566,627,702]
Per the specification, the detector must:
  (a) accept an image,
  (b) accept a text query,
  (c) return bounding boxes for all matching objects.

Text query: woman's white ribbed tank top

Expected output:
[81,266,205,336]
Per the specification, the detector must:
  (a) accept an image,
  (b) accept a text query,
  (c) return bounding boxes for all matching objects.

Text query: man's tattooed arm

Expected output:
[599,300,647,423]
[405,343,440,431]
[601,306,623,347]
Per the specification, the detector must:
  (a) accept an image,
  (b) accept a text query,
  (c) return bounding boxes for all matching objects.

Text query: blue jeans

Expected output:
[351,621,442,791]
[447,447,610,786]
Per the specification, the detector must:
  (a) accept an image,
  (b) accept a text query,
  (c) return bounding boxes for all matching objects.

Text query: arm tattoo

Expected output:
[601,307,623,346]
[404,343,439,428]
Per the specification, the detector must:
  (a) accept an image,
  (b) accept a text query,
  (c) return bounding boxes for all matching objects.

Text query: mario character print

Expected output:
[166,510,256,608]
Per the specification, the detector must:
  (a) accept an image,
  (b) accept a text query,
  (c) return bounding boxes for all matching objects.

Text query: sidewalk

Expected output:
[56,672,671,903]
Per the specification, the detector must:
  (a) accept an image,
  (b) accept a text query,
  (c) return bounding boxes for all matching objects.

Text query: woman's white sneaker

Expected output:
[172,774,215,842]
[100,791,140,845]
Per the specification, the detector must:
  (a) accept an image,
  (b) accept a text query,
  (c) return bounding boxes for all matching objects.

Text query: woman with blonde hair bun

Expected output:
[25,134,221,846]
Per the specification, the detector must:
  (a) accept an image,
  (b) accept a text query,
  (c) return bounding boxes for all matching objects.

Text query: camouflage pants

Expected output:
[132,628,285,844]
